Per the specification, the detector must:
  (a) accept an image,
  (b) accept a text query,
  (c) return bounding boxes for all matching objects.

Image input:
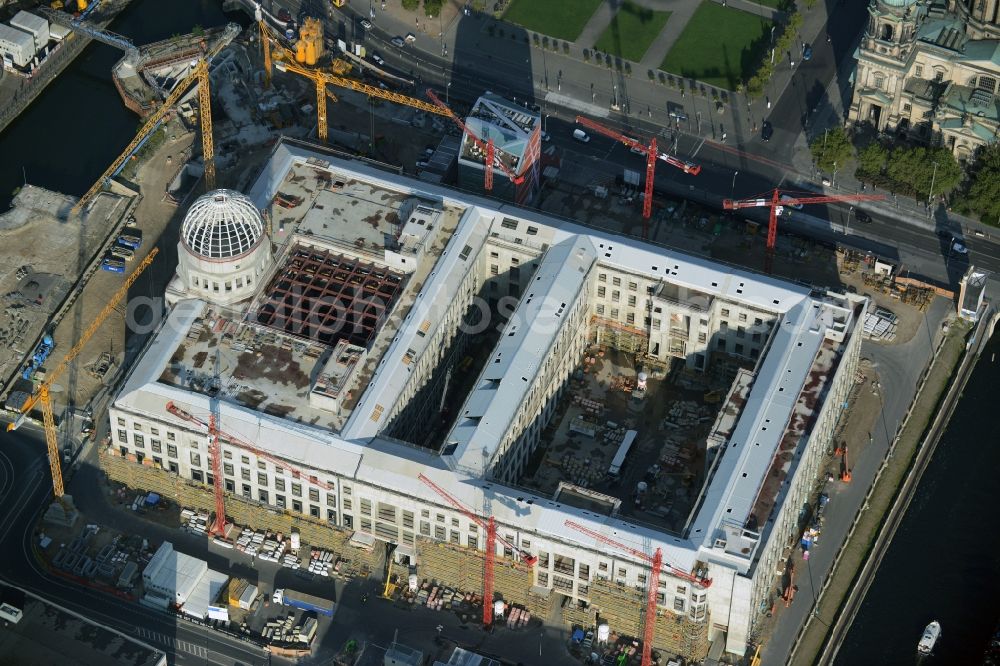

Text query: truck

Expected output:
[21,334,54,381]
[0,587,25,626]
[272,588,335,616]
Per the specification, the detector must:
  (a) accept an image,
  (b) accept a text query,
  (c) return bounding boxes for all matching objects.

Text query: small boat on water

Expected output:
[919,621,941,655]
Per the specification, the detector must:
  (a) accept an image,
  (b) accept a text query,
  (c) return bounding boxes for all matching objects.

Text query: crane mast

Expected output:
[573,115,701,239]
[417,473,538,625]
[425,90,526,189]
[565,519,711,666]
[8,249,159,500]
[722,189,885,273]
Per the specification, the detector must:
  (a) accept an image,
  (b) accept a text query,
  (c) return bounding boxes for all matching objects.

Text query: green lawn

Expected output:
[660,2,773,89]
[593,2,670,62]
[503,0,603,42]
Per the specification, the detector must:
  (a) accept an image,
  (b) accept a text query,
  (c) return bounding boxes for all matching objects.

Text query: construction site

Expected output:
[519,345,753,535]
[0,4,966,666]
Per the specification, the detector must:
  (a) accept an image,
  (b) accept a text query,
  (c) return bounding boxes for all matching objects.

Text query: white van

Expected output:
[572,128,590,143]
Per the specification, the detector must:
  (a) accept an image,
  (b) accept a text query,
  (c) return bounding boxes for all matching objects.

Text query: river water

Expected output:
[0,0,243,212]
[836,331,1000,664]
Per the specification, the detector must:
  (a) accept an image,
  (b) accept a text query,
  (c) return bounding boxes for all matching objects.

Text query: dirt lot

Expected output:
[522,347,748,530]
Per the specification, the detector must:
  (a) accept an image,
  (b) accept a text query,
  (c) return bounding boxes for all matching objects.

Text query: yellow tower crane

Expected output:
[7,248,158,499]
[72,24,238,215]
[258,19,448,143]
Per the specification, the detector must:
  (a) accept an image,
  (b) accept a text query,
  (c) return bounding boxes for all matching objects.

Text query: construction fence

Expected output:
[99,447,383,576]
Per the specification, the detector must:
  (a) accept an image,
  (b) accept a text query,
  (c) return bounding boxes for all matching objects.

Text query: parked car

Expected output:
[360,19,372,30]
[855,210,872,224]
[952,238,969,254]
[572,128,590,143]
[623,136,644,155]
[371,52,385,66]
[761,121,773,142]
[803,43,813,61]
[391,36,405,47]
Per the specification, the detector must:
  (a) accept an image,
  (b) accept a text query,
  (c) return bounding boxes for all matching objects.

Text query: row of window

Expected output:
[190,273,253,293]
[596,273,642,291]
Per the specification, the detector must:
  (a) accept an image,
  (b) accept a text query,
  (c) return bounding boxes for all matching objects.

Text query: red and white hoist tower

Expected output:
[426,89,528,193]
[565,520,712,666]
[166,402,335,535]
[574,115,701,239]
[418,473,537,626]
[723,189,885,273]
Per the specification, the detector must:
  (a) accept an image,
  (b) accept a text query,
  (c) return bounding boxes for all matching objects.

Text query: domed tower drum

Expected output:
[175,189,272,307]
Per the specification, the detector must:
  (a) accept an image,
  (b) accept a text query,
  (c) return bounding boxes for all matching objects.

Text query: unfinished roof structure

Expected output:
[457,93,541,206]
[109,139,866,658]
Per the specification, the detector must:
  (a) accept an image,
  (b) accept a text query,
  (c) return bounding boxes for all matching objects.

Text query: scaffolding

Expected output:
[590,315,648,355]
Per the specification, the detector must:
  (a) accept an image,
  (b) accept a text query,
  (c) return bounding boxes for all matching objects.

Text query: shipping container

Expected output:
[117,230,142,249]
[10,11,49,52]
[101,256,126,273]
[110,245,135,261]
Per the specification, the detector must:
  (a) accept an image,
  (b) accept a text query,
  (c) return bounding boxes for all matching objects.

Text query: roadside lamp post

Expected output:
[846,205,854,235]
[446,81,452,106]
[731,170,738,198]
[927,161,938,219]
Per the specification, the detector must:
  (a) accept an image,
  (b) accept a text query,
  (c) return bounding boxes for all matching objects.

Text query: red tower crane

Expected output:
[840,445,852,483]
[426,89,526,192]
[723,189,885,273]
[417,473,537,626]
[166,402,335,535]
[565,520,711,666]
[574,115,701,239]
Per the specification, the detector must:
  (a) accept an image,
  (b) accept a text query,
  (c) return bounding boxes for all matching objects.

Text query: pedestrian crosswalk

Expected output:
[134,627,209,658]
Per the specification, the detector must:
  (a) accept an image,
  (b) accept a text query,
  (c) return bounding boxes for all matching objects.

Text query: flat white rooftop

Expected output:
[117,139,862,579]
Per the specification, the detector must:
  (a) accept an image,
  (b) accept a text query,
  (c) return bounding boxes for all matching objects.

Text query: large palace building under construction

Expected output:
[104,138,865,660]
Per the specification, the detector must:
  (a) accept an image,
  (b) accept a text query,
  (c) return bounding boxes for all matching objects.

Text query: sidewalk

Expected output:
[343,0,991,238]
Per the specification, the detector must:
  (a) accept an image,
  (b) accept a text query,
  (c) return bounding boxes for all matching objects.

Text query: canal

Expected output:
[0,0,244,213]
[836,331,1000,664]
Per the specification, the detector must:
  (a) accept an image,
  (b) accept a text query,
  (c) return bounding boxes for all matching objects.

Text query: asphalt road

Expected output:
[241,0,1000,292]
[0,428,270,666]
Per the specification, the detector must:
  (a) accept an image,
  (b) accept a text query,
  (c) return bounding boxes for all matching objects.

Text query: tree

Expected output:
[424,0,443,16]
[886,146,961,199]
[963,144,1000,225]
[402,0,419,10]
[856,143,887,181]
[810,126,853,172]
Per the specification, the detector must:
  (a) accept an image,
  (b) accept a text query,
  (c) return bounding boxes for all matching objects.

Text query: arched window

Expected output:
[873,72,886,90]
[977,76,997,93]
[881,24,894,41]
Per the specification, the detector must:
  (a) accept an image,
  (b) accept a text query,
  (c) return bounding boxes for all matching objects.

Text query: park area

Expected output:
[660,2,773,89]
[503,0,603,41]
[593,2,671,62]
